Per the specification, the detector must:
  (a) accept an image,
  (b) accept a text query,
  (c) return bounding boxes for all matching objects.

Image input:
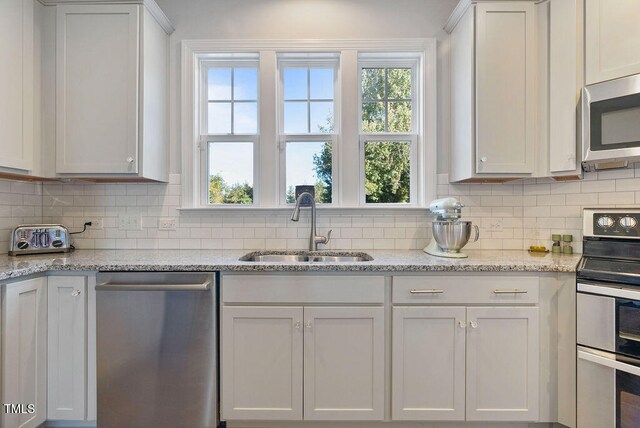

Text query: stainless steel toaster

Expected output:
[9,224,71,256]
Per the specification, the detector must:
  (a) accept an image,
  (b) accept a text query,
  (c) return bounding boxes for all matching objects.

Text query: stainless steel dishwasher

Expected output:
[96,272,218,428]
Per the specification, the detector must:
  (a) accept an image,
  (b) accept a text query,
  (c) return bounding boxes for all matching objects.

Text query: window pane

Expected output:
[310,68,334,99]
[361,68,385,100]
[387,68,411,99]
[208,102,231,134]
[388,101,411,132]
[286,142,332,204]
[234,68,258,100]
[208,68,231,100]
[208,142,253,204]
[284,68,307,100]
[364,141,411,204]
[284,101,308,133]
[362,102,385,132]
[234,102,257,133]
[310,101,333,133]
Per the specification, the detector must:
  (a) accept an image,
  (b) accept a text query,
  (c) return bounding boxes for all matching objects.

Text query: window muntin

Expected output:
[361,67,413,133]
[279,58,338,204]
[283,66,335,134]
[202,60,259,205]
[207,66,258,134]
[359,58,419,205]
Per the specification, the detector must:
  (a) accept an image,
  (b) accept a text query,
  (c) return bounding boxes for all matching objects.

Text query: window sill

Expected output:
[177,206,429,215]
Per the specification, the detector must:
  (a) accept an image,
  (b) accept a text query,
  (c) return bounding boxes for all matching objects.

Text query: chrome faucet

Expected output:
[290,192,332,251]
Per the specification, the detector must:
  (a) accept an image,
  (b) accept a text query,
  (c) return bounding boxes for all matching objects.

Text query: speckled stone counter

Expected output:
[0,249,581,281]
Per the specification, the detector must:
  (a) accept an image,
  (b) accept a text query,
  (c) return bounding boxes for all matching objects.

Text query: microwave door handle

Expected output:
[578,347,640,377]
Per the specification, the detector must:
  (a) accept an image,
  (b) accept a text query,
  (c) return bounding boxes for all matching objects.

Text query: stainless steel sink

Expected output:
[240,252,373,263]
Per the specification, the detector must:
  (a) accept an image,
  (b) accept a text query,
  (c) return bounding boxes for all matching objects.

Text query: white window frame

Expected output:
[198,57,260,207]
[358,57,420,207]
[180,39,436,212]
[277,56,340,206]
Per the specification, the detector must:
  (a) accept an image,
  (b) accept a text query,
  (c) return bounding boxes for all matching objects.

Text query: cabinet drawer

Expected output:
[222,274,385,304]
[393,275,539,305]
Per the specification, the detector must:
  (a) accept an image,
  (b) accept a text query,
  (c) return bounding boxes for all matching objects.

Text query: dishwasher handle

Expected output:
[96,280,211,292]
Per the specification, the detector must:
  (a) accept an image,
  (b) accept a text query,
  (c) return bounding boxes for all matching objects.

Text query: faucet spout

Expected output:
[290,192,332,251]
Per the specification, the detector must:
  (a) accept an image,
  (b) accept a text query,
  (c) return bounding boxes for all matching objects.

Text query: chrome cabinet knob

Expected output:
[469,320,478,329]
[126,156,135,163]
[458,321,466,329]
[305,321,312,329]
[71,289,81,297]
[294,321,302,330]
[480,157,487,163]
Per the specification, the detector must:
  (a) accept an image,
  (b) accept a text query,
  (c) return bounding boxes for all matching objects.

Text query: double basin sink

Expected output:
[240,251,373,263]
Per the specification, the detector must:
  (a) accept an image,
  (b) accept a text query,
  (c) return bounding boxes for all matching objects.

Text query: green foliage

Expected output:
[209,174,253,204]
[364,142,411,203]
[312,142,332,203]
[361,67,411,133]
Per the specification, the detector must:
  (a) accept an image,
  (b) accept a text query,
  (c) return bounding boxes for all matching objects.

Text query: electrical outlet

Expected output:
[90,218,104,230]
[159,217,177,231]
[488,219,503,232]
[118,213,141,231]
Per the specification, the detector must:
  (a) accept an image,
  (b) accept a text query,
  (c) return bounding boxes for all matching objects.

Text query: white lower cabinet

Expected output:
[392,307,466,421]
[221,306,304,420]
[1,277,47,428]
[466,307,539,421]
[392,305,539,422]
[221,304,385,421]
[47,276,87,420]
[304,307,384,420]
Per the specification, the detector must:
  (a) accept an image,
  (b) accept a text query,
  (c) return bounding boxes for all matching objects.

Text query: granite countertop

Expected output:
[0,249,581,281]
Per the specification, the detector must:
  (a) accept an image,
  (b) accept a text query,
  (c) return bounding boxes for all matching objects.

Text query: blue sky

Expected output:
[207,67,333,191]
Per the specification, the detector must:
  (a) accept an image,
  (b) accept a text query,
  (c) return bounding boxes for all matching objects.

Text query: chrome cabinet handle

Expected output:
[458,321,466,329]
[410,289,444,294]
[493,289,528,294]
[71,289,81,297]
[470,320,478,329]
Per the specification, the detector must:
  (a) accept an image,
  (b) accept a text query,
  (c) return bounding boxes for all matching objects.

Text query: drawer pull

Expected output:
[410,289,444,294]
[493,289,528,294]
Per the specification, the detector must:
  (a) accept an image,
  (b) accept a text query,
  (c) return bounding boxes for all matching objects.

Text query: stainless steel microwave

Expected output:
[582,73,640,172]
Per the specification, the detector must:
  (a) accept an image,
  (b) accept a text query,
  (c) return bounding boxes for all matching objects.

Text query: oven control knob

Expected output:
[620,216,638,229]
[597,216,615,228]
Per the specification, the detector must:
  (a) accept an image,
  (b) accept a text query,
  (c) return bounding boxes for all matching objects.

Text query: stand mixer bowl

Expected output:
[432,221,479,253]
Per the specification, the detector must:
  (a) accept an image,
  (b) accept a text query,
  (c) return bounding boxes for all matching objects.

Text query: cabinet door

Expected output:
[0,0,34,171]
[303,307,384,420]
[47,276,87,420]
[475,2,535,174]
[466,307,539,421]
[392,307,466,421]
[221,306,303,420]
[585,0,640,84]
[2,277,47,428]
[56,4,139,174]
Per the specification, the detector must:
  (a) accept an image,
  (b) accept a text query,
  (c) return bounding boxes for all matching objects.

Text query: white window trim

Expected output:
[277,57,340,206]
[358,57,421,207]
[180,39,436,212]
[199,60,260,206]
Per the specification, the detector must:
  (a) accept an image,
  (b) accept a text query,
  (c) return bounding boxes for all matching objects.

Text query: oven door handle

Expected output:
[578,282,640,301]
[578,346,640,377]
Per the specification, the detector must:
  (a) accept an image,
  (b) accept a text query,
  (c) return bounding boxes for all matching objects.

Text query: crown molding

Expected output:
[38,0,174,34]
[444,0,472,33]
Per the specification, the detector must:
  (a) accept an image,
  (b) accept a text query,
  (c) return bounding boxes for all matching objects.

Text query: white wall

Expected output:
[155,0,459,172]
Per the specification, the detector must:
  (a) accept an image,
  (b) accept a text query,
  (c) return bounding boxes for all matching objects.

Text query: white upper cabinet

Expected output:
[585,0,640,84]
[0,0,35,173]
[448,0,582,182]
[475,2,535,175]
[54,1,172,181]
[449,1,536,182]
